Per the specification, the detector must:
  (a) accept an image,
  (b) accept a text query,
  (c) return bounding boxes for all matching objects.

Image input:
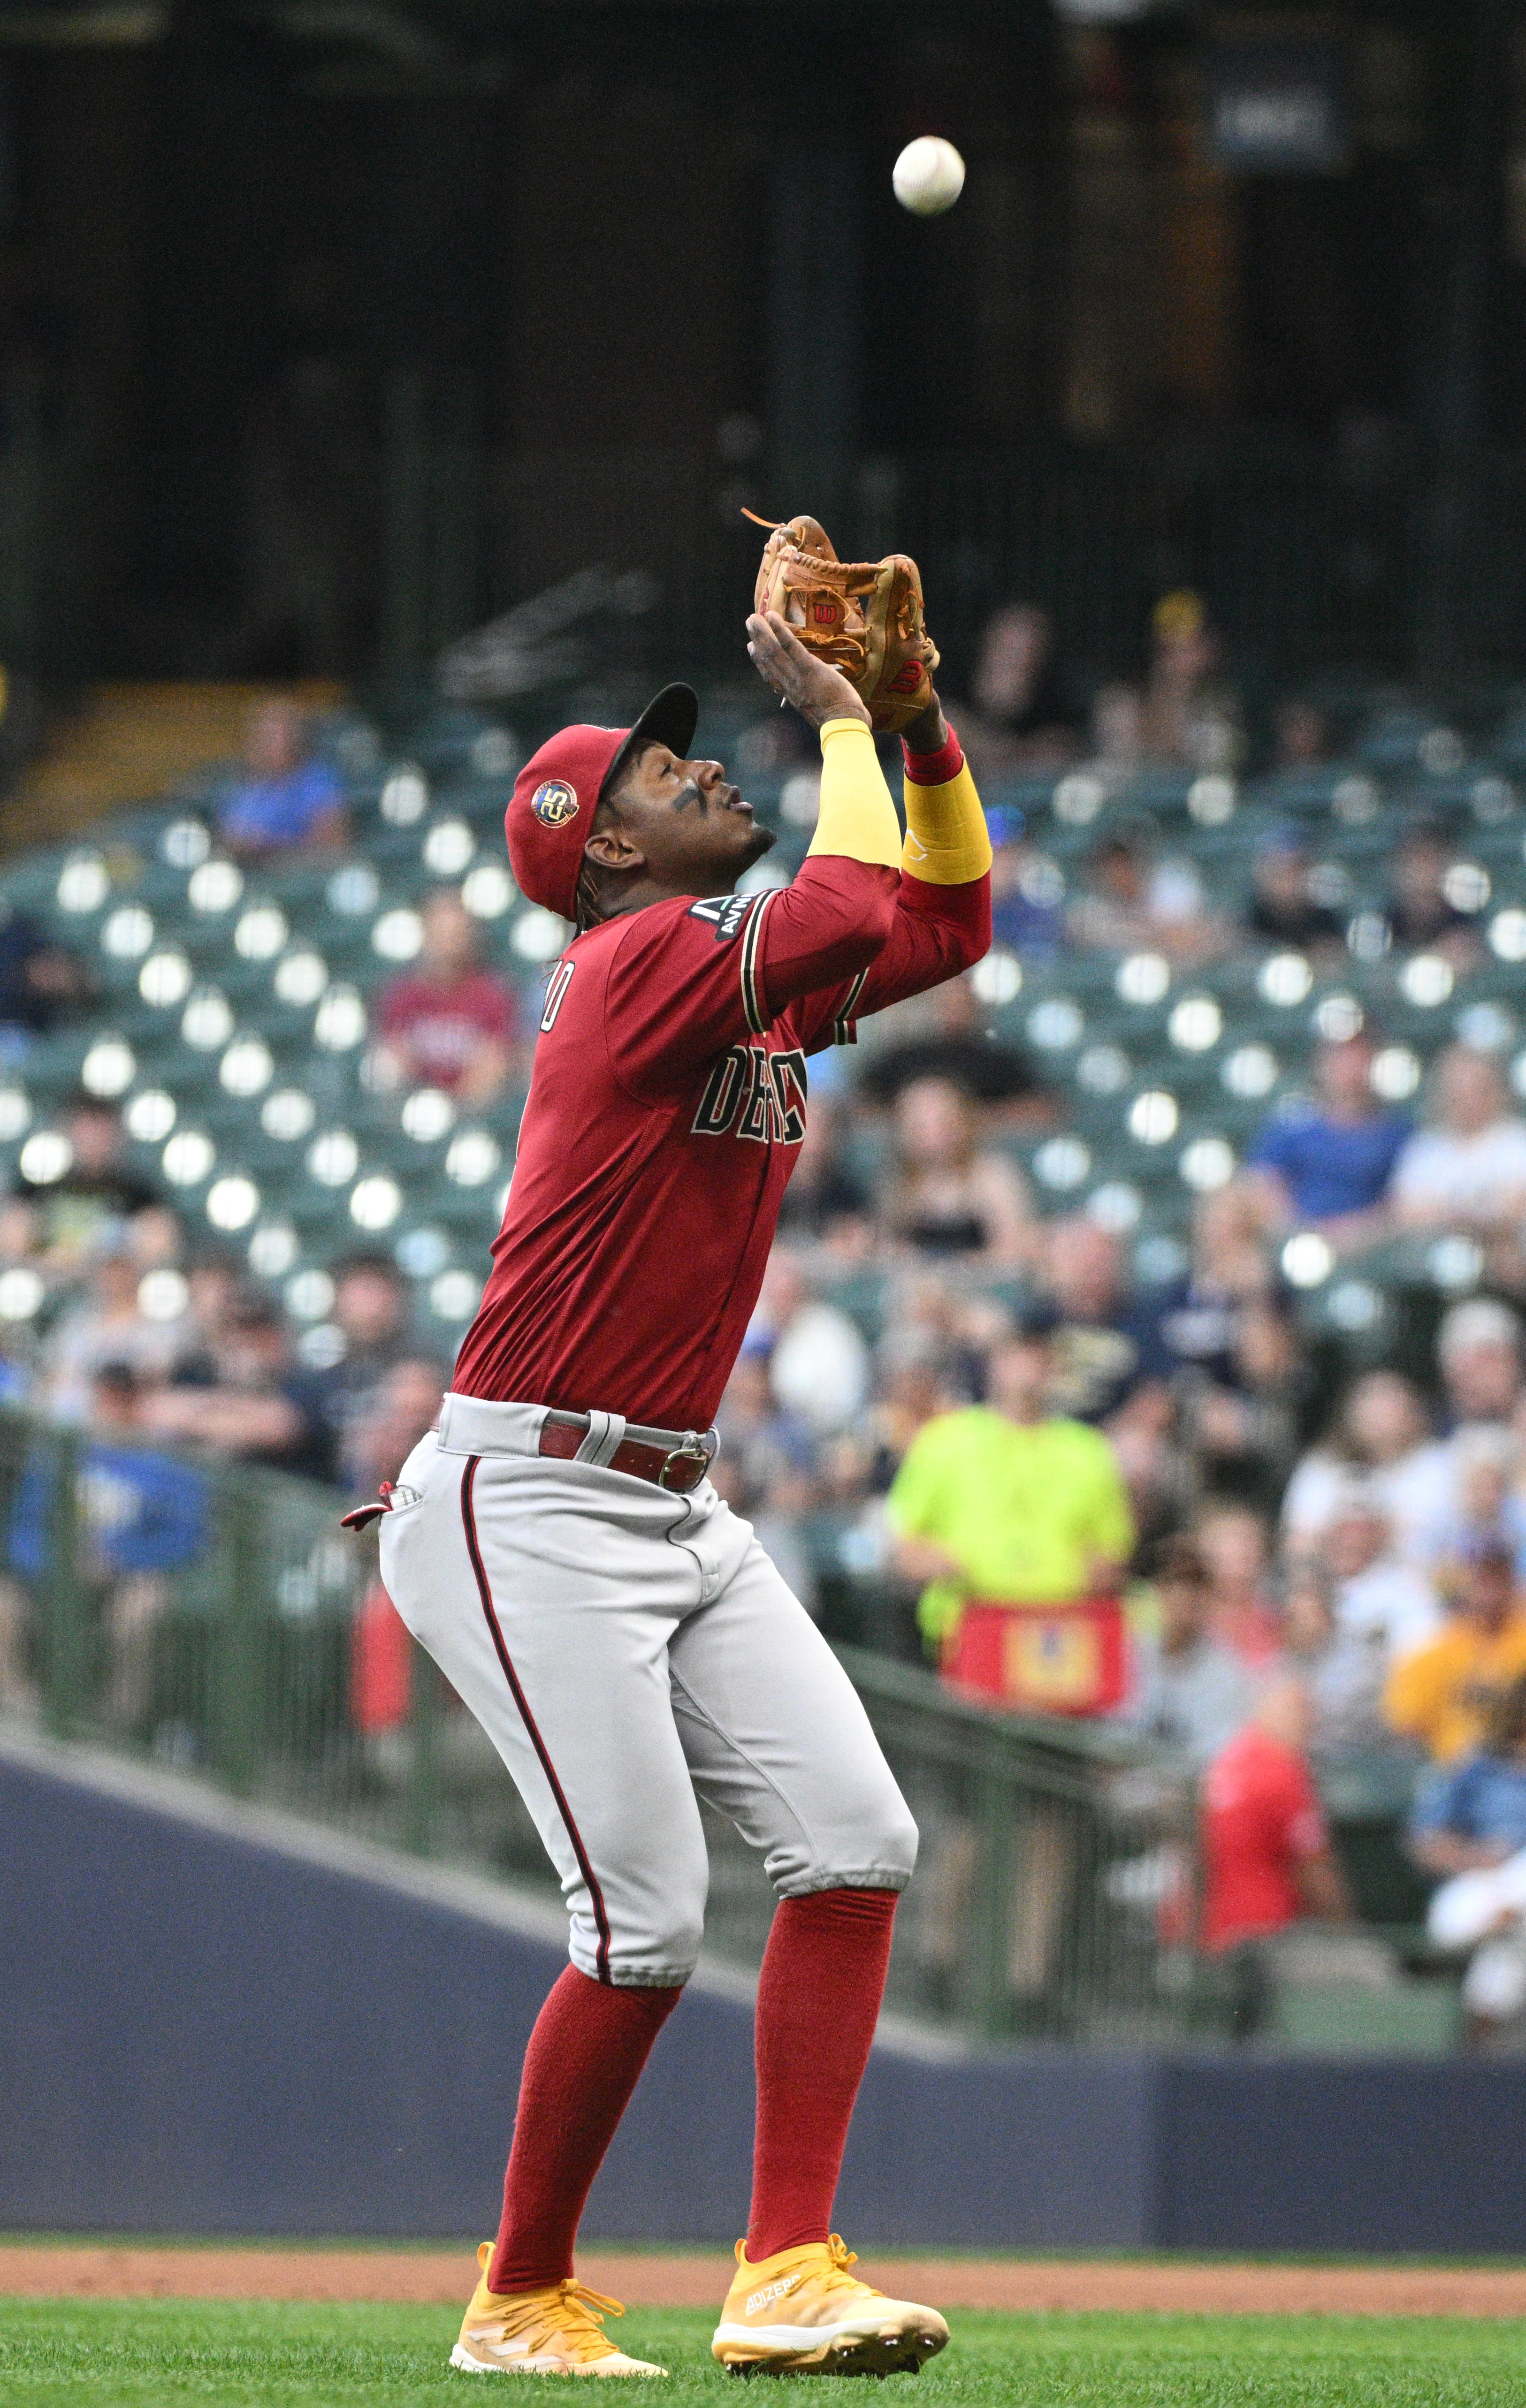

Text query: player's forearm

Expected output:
[901,723,992,889]
[808,718,902,869]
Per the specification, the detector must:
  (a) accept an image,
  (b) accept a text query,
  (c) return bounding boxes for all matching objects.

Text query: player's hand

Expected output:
[746,609,871,731]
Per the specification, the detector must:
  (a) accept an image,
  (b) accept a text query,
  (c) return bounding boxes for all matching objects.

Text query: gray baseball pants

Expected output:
[378,1391,917,1988]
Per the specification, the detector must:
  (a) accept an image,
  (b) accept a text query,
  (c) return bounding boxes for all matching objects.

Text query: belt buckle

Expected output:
[657,1432,712,1490]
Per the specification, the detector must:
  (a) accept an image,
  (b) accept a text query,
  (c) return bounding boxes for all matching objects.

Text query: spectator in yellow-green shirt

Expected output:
[886,1304,1135,1716]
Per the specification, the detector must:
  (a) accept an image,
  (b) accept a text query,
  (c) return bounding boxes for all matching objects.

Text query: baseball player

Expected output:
[368,606,992,2376]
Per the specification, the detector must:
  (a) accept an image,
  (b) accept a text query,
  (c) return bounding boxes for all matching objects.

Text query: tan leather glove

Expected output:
[748,512,940,735]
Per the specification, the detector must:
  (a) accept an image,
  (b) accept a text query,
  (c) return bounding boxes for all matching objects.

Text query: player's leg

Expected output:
[665,1519,947,2375]
[379,1432,708,2372]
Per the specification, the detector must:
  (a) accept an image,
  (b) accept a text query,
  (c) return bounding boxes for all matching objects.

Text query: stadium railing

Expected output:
[3,1403,1203,2047]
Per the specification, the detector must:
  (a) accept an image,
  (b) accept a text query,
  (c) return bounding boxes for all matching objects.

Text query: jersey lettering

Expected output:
[769,1050,808,1144]
[540,958,576,1033]
[687,893,756,943]
[692,1044,807,1147]
[736,1049,777,1143]
[692,1045,751,1135]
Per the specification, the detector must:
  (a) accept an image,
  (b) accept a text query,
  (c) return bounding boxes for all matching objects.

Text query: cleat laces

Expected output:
[775,2237,881,2309]
[479,2277,630,2360]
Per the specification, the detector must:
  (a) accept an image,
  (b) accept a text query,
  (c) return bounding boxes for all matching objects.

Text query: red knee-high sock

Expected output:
[488,1965,681,2295]
[746,1886,898,2262]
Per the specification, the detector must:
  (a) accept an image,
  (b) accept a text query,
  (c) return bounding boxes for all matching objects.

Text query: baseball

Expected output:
[893,136,965,217]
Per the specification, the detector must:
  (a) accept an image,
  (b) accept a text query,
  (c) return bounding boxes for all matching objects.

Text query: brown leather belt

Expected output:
[538,1408,717,1494]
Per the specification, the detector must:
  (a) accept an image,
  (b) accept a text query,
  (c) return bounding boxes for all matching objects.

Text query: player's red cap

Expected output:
[506,683,699,922]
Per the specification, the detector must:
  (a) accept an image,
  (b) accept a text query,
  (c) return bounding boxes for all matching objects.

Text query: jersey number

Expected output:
[693,1045,807,1145]
[540,959,575,1033]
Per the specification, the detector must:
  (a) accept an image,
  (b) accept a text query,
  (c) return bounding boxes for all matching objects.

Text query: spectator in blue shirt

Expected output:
[987,807,1068,960]
[217,700,350,858]
[1410,1675,1526,1878]
[1244,1029,1409,1248]
[1410,1675,1526,2040]
[6,1363,209,1726]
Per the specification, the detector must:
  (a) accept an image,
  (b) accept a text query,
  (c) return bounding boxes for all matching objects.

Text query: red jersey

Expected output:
[452,857,989,1428]
[378,968,518,1091]
[1199,1723,1328,1953]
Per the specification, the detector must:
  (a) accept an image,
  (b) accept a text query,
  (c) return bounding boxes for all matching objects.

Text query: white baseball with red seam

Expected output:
[892,137,965,217]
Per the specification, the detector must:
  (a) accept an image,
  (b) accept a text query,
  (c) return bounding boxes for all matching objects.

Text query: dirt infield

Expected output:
[2,2246,1526,2317]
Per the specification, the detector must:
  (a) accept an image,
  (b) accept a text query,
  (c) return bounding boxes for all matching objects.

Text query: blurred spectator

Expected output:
[1272,696,1333,768]
[711,1352,820,1604]
[180,1248,249,1359]
[3,1363,208,1727]
[1085,683,1146,787]
[1282,1370,1436,1566]
[1242,1030,1408,1248]
[1412,1676,1526,2045]
[859,975,1054,1125]
[1434,1296,1524,1428]
[1390,1300,1526,1556]
[1318,1487,1442,1663]
[1043,1215,1183,1425]
[39,1227,186,1422]
[144,1293,335,1483]
[307,1252,417,1485]
[1116,1536,1257,1767]
[1198,1678,1351,1959]
[0,1093,173,1278]
[1176,1287,1305,1513]
[343,1355,450,1504]
[879,1076,1035,1271]
[1241,826,1344,958]
[774,1096,874,1253]
[1385,1541,1526,1763]
[748,1250,870,1438]
[985,808,1067,961]
[851,1327,962,1493]
[1384,820,1484,969]
[372,887,521,1104]
[1282,1568,1395,1768]
[770,1098,866,1252]
[1411,1676,1526,1880]
[217,699,350,857]
[1392,1047,1526,1246]
[0,902,94,1056]
[1418,1428,1526,1576]
[1040,1213,1201,1545]
[1141,590,1243,773]
[1193,1501,1282,1667]
[1067,829,1228,965]
[886,1307,1135,1716]
[954,603,1084,772]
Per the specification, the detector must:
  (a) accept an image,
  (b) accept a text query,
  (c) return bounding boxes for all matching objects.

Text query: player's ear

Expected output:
[584,824,645,872]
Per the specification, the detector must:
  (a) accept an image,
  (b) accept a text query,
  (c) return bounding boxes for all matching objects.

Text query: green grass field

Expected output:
[2,2302,1526,2408]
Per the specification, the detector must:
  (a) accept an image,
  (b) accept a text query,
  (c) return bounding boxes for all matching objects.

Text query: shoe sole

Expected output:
[713,2323,948,2379]
[450,2344,667,2378]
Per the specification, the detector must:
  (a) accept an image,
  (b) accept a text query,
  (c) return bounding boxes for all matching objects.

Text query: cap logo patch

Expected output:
[532,779,579,828]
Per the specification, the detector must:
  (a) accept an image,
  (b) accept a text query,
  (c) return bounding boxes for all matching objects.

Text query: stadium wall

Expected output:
[2,1733,1524,2255]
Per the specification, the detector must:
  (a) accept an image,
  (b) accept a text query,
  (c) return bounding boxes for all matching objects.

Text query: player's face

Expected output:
[604,743,776,890]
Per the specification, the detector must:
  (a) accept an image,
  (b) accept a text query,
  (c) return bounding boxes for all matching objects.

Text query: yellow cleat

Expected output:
[452,2244,669,2377]
[711,2234,949,2378]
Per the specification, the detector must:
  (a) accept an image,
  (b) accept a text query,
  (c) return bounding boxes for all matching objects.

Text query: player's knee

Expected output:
[873,1797,920,1887]
[780,1784,918,1895]
[611,1908,705,1987]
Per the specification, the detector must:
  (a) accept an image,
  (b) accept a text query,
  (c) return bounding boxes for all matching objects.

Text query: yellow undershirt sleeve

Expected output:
[808,717,902,871]
[901,759,992,886]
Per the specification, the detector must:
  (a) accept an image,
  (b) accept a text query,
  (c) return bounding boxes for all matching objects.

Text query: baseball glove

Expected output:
[748,513,939,733]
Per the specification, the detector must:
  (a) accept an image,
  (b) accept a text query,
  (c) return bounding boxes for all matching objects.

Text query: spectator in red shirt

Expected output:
[1199,1679,1351,1964]
[374,887,521,1102]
